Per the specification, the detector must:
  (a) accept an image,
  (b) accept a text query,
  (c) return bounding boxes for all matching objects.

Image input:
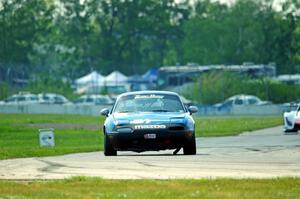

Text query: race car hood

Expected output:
[112,112,187,125]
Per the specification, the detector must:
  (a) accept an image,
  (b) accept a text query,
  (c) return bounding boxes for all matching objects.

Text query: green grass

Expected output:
[0,113,283,160]
[196,116,283,137]
[0,114,104,160]
[0,177,299,199]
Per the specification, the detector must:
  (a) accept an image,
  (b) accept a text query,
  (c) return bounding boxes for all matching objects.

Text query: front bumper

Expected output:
[107,130,194,152]
[284,117,300,130]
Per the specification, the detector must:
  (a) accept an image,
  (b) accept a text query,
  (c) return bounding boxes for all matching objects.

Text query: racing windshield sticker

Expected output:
[130,119,151,124]
[134,94,164,99]
[134,125,166,129]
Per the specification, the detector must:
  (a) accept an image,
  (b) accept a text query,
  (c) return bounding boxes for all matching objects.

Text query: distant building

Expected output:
[158,63,276,87]
[276,74,300,85]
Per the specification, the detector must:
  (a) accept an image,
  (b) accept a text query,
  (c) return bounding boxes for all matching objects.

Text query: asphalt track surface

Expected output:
[0,126,299,180]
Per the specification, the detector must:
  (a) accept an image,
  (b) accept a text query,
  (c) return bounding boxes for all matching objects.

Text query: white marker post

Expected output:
[39,128,55,147]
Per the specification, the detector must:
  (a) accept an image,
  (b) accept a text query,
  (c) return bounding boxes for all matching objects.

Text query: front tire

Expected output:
[104,133,117,156]
[284,129,298,133]
[183,135,196,155]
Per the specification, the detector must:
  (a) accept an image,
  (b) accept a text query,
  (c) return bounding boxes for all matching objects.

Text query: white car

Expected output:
[283,104,300,133]
[4,93,39,105]
[214,94,271,111]
[74,94,114,105]
[38,93,70,104]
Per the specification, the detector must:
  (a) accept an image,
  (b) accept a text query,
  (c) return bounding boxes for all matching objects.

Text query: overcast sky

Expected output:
[203,0,283,11]
[212,0,235,4]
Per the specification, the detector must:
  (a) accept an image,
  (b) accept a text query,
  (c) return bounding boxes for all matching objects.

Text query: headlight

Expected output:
[113,120,129,125]
[186,120,195,130]
[170,118,185,123]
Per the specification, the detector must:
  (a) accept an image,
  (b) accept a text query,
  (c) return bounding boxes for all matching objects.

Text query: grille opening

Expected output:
[169,126,184,131]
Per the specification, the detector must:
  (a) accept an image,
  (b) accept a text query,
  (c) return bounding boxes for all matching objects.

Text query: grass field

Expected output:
[0,113,282,160]
[0,177,299,199]
[195,116,283,137]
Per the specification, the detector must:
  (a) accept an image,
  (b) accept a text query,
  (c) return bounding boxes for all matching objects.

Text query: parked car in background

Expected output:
[38,93,70,105]
[214,94,271,111]
[107,94,119,103]
[282,99,300,110]
[4,92,39,105]
[74,94,114,105]
[179,95,196,107]
[283,104,300,133]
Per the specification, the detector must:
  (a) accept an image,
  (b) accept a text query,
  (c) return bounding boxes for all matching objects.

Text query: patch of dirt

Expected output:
[27,123,102,130]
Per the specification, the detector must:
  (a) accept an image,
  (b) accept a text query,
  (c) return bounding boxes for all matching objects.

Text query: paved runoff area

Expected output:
[1,126,300,180]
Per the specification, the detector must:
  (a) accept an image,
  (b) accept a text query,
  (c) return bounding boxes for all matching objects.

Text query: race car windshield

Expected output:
[113,94,185,113]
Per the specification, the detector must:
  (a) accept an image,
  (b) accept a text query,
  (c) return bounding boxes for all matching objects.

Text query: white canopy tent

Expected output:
[74,71,130,94]
[75,71,104,86]
[104,71,128,86]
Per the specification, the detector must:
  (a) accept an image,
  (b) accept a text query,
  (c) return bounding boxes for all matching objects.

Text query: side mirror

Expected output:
[188,106,198,114]
[100,108,109,116]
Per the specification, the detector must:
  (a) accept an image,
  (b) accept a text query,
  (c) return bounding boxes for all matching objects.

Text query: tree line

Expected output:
[181,71,300,104]
[0,0,300,83]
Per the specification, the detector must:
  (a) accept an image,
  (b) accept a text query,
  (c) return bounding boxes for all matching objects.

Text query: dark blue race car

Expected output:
[100,91,198,156]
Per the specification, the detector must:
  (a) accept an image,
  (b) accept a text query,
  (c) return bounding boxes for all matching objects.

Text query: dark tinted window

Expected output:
[42,96,50,100]
[248,98,258,105]
[223,99,233,107]
[17,96,26,102]
[54,96,64,104]
[86,97,93,103]
[234,99,243,105]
